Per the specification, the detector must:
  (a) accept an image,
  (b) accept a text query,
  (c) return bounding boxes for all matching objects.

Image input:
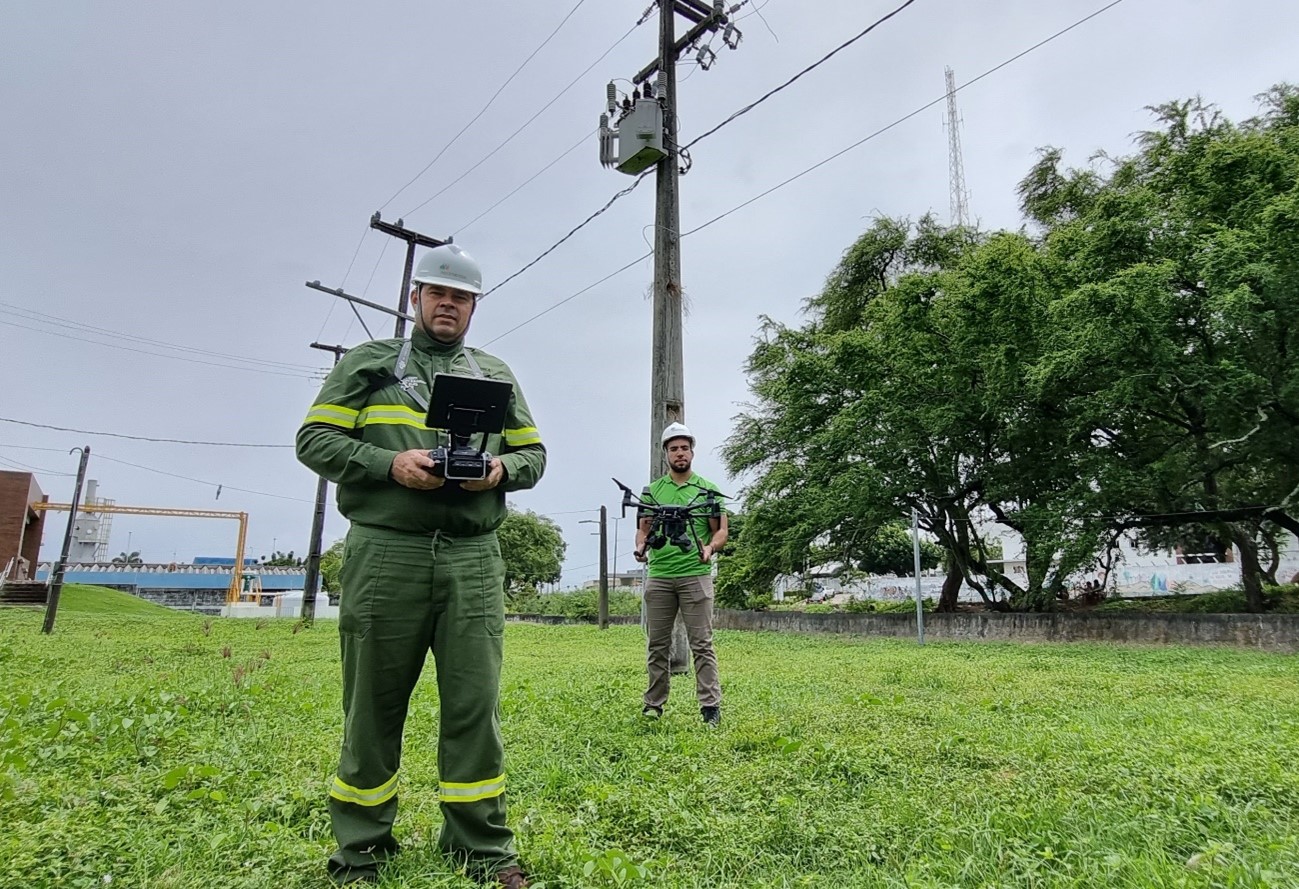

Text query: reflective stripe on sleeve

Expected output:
[503,426,541,447]
[303,404,360,429]
[356,404,430,429]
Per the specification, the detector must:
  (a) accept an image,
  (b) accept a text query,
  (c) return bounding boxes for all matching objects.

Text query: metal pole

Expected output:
[912,507,925,646]
[42,446,90,635]
[598,505,609,630]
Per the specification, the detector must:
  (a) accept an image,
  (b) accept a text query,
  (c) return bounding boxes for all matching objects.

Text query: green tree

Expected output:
[111,551,143,566]
[497,506,566,600]
[853,524,943,577]
[261,550,304,567]
[724,216,1077,610]
[1025,85,1299,610]
[318,539,345,595]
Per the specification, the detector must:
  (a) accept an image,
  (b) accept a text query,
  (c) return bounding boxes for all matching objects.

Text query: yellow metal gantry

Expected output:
[33,503,252,604]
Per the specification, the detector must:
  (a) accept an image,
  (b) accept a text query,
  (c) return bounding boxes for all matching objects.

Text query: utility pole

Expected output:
[598,504,609,630]
[600,0,738,673]
[912,507,926,646]
[301,342,347,624]
[42,446,90,635]
[368,213,450,338]
[648,4,685,481]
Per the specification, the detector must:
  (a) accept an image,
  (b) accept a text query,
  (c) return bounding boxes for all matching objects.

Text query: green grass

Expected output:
[52,583,187,617]
[1,606,1297,888]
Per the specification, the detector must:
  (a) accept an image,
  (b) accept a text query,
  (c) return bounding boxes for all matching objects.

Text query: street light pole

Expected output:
[580,509,609,630]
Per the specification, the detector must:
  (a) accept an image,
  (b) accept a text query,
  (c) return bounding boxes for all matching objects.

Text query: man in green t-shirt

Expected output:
[634,423,729,725]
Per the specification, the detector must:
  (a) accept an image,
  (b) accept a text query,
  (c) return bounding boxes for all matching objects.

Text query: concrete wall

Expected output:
[713,609,1299,653]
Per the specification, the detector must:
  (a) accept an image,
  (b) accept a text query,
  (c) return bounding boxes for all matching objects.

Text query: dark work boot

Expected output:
[492,864,530,888]
[701,705,721,727]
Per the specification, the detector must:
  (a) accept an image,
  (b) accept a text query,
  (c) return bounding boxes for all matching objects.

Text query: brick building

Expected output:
[0,471,48,581]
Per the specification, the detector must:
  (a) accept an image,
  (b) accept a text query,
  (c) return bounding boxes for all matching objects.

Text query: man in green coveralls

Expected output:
[296,244,543,888]
[635,423,728,725]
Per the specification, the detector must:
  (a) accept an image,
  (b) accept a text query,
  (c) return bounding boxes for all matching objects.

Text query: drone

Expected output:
[612,478,727,559]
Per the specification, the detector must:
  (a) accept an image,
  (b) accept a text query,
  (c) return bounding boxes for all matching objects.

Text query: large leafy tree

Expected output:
[497,506,566,596]
[1026,86,1299,610]
[725,84,1299,613]
[724,216,1015,611]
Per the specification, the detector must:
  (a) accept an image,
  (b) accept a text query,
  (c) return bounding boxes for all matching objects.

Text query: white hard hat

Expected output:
[411,244,483,295]
[661,422,694,448]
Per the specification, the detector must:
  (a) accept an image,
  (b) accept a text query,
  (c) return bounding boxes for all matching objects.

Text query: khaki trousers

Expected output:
[643,575,721,709]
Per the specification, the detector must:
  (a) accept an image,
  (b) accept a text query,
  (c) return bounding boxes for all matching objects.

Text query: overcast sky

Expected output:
[3,0,1296,585]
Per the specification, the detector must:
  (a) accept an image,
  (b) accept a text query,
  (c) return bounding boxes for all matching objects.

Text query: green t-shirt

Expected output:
[645,473,725,578]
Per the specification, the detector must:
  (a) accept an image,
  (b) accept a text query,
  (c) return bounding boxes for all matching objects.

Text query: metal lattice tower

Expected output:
[944,66,970,229]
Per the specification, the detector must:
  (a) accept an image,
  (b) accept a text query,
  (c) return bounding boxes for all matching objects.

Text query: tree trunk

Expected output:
[1261,532,1280,585]
[938,559,963,612]
[1227,526,1267,613]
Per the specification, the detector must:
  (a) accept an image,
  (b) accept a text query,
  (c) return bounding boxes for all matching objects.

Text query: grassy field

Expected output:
[1,586,1297,888]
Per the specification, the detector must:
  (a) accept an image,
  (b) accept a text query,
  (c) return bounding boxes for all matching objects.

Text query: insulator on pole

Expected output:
[607,82,618,116]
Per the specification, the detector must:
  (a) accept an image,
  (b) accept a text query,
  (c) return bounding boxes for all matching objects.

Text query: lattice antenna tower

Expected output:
[944,66,970,229]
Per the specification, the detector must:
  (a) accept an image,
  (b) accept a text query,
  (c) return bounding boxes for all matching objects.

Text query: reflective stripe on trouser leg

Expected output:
[643,577,682,709]
[328,526,438,877]
[430,531,516,870]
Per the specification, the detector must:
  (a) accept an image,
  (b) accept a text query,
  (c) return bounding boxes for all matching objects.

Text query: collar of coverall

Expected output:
[411,324,466,355]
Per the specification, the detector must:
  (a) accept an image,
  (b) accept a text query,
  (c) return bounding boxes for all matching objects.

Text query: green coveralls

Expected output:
[295,327,546,882]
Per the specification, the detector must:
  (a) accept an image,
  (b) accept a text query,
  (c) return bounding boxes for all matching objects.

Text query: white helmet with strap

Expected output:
[411,244,483,295]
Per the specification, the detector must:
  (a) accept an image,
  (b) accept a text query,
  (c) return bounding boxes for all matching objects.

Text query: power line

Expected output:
[381,0,590,212]
[403,21,645,219]
[0,417,295,448]
[743,0,780,43]
[92,454,314,503]
[0,454,76,477]
[480,0,1129,344]
[451,128,596,236]
[0,302,322,372]
[478,1,921,303]
[0,443,309,501]
[480,172,654,300]
[681,0,1129,238]
[0,318,325,381]
[680,0,921,153]
[335,221,373,293]
[481,251,652,346]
